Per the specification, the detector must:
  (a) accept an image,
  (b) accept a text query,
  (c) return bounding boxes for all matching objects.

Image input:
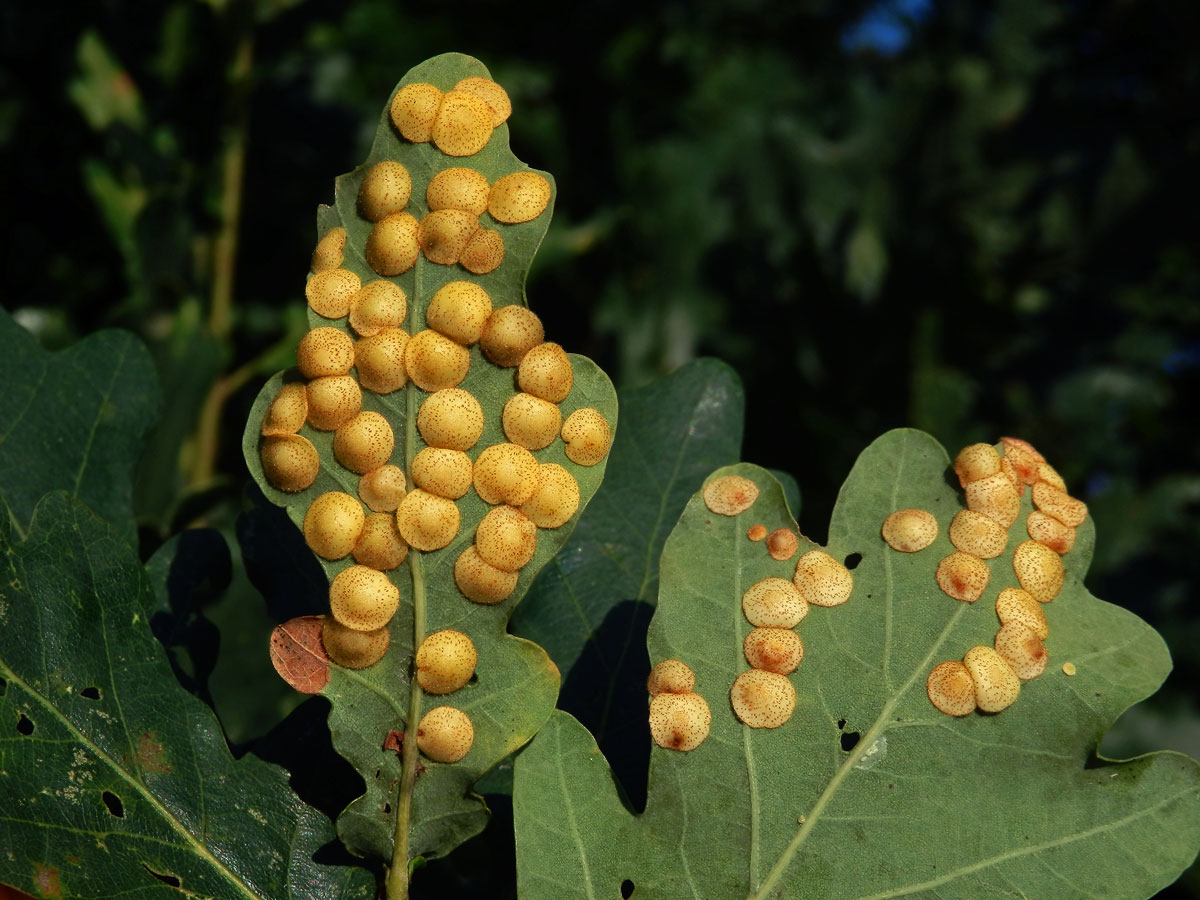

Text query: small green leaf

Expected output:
[514,430,1200,899]
[0,308,161,545]
[0,493,373,899]
[242,52,618,877]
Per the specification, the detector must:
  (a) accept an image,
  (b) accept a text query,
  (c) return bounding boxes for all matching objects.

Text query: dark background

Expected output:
[1,0,1197,895]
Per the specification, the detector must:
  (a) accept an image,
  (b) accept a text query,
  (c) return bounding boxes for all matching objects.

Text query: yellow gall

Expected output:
[767,528,799,561]
[995,587,1049,640]
[744,628,804,675]
[649,692,711,752]
[426,281,493,346]
[953,443,1002,487]
[742,577,808,628]
[454,76,511,126]
[999,455,1024,495]
[333,410,394,475]
[311,226,346,274]
[355,327,409,394]
[454,545,518,605]
[963,645,1021,713]
[994,621,1049,681]
[793,549,854,607]
[488,171,552,224]
[1027,510,1076,555]
[1037,462,1067,492]
[1000,436,1044,484]
[702,474,759,516]
[1062,662,1077,676]
[502,392,561,450]
[297,327,355,379]
[365,212,420,277]
[419,209,480,266]
[260,435,319,493]
[431,89,494,157]
[352,512,409,571]
[479,305,545,367]
[935,551,990,603]
[416,629,477,695]
[926,661,977,716]
[306,268,361,320]
[395,489,460,552]
[349,280,407,337]
[646,660,695,696]
[417,706,474,764]
[731,669,796,728]
[521,463,580,529]
[473,443,540,506]
[322,619,389,670]
[460,227,505,275]
[475,505,538,572]
[405,329,470,392]
[1032,482,1088,528]
[518,342,574,403]
[303,492,365,560]
[411,447,473,499]
[561,408,612,467]
[427,167,491,216]
[305,375,362,431]
[416,388,485,451]
[964,472,1021,528]
[358,160,413,222]
[358,464,407,513]
[390,82,442,143]
[948,509,1009,559]
[1013,539,1065,603]
[882,508,937,553]
[262,383,308,436]
[748,524,768,542]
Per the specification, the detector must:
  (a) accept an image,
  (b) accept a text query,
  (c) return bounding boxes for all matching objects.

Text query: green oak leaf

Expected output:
[0,493,374,900]
[513,429,1200,899]
[241,51,617,885]
[503,358,745,798]
[0,308,160,545]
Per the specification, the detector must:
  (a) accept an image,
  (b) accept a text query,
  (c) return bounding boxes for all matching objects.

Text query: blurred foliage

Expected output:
[1,0,1197,895]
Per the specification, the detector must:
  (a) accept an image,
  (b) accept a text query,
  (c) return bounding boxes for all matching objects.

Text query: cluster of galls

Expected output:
[881,437,1088,715]
[258,73,612,765]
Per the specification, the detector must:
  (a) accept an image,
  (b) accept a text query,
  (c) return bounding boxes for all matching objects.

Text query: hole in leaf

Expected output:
[375,769,381,779]
[468,673,479,685]
[621,879,635,898]
[141,865,181,888]
[840,731,861,752]
[102,791,124,818]
[844,552,862,570]
[384,802,393,815]
[81,686,101,700]
[837,718,846,729]
[16,713,33,736]
[0,676,6,696]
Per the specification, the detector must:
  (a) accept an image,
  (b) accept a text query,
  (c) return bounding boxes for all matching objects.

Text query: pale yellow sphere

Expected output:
[454,76,511,126]
[488,171,552,224]
[475,505,537,572]
[431,89,494,157]
[416,388,484,451]
[306,375,362,431]
[417,706,474,763]
[561,408,612,466]
[963,645,1020,713]
[743,628,804,675]
[418,209,480,266]
[518,342,573,403]
[352,512,409,571]
[395,488,461,551]
[358,160,413,222]
[296,327,355,379]
[262,383,308,436]
[365,212,420,277]
[649,692,711,752]
[349,280,407,338]
[730,670,796,728]
[426,167,491,216]
[473,443,540,506]
[260,435,319,493]
[646,660,695,696]
[502,392,561,451]
[454,545,518,604]
[460,228,504,275]
[306,268,361,320]
[355,327,409,395]
[311,227,346,274]
[411,447,473,499]
[303,492,366,560]
[390,83,442,143]
[333,411,395,475]
[426,281,493,345]
[926,661,977,716]
[322,619,389,670]
[405,329,470,392]
[358,464,407,513]
[329,565,399,632]
[520,463,580,529]
[416,629,477,694]
[479,305,544,367]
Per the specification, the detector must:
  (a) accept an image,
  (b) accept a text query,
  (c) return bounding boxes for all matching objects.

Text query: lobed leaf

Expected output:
[0,308,160,545]
[242,52,618,876]
[0,493,374,899]
[513,429,1200,899]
